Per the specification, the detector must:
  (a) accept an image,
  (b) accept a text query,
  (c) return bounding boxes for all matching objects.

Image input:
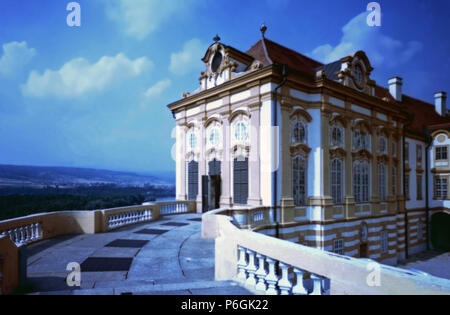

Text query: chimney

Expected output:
[434,91,447,116]
[388,77,403,101]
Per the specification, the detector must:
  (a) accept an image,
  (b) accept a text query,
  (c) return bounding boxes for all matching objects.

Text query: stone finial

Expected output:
[213,34,221,43]
[260,22,267,38]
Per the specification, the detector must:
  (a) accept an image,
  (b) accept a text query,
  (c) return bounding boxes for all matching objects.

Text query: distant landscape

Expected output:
[0,165,175,220]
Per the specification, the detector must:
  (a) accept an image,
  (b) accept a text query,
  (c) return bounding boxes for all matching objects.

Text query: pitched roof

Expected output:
[245,38,449,136]
[374,86,448,134]
[246,38,323,77]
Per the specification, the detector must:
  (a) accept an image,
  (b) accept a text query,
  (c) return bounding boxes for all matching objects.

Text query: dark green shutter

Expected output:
[233,158,248,204]
[188,161,198,200]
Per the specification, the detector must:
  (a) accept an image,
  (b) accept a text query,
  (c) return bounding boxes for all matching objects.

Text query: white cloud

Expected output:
[309,12,423,68]
[22,53,152,99]
[0,41,36,78]
[169,38,207,75]
[103,0,195,40]
[144,78,171,98]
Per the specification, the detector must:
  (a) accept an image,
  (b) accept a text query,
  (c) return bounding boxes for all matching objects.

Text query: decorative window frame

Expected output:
[416,144,423,164]
[292,155,308,207]
[333,238,344,255]
[435,145,448,162]
[378,163,387,202]
[330,158,344,204]
[353,159,371,203]
[433,175,449,200]
[351,119,372,152]
[392,165,397,197]
[416,174,423,201]
[230,112,250,159]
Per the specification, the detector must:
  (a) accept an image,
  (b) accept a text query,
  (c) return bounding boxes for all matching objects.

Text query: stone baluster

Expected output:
[31,223,37,240]
[36,223,41,239]
[13,228,19,244]
[292,268,308,295]
[277,262,292,295]
[245,249,257,287]
[237,246,248,283]
[310,274,323,295]
[255,253,267,292]
[265,258,279,295]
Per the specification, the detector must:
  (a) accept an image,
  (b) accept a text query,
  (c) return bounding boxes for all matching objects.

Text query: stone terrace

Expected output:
[25,213,251,295]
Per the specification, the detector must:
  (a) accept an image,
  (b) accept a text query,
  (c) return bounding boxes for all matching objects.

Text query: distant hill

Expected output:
[0,164,174,188]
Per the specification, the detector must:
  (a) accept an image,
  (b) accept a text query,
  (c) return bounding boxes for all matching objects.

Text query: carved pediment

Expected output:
[330,147,346,159]
[376,154,389,164]
[290,143,311,157]
[352,148,372,160]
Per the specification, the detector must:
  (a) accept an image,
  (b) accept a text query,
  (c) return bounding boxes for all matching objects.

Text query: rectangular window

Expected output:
[392,142,397,158]
[331,159,343,204]
[434,177,448,200]
[333,239,344,255]
[292,156,306,206]
[405,174,410,199]
[381,231,388,254]
[404,143,410,163]
[417,175,423,200]
[416,145,422,162]
[436,146,448,161]
[392,166,397,196]
[378,163,386,201]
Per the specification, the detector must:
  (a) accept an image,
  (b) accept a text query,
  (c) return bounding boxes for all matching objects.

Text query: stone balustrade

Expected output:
[236,245,329,295]
[203,211,450,295]
[0,223,42,246]
[107,209,153,230]
[229,206,272,230]
[0,199,196,295]
[159,202,190,215]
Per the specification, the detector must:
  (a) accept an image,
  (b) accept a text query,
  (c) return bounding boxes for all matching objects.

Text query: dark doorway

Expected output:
[233,158,248,205]
[431,212,450,251]
[202,159,222,213]
[202,175,221,213]
[360,243,368,258]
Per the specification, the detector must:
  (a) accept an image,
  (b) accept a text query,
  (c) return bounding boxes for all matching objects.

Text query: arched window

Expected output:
[378,136,387,154]
[331,159,343,203]
[353,161,370,203]
[187,131,197,151]
[234,121,248,143]
[330,125,344,147]
[291,120,307,144]
[353,129,370,151]
[208,127,220,147]
[292,156,306,206]
[378,163,386,201]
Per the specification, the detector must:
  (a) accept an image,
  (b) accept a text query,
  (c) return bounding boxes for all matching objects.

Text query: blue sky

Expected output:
[0,0,448,174]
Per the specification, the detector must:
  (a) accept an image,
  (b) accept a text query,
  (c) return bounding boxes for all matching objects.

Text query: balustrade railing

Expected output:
[236,245,329,295]
[159,202,189,215]
[0,223,42,246]
[107,209,153,230]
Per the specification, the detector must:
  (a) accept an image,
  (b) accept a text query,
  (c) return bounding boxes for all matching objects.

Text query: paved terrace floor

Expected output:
[25,213,251,295]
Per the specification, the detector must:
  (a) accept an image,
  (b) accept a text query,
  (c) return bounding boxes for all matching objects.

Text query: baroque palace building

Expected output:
[167,28,449,265]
